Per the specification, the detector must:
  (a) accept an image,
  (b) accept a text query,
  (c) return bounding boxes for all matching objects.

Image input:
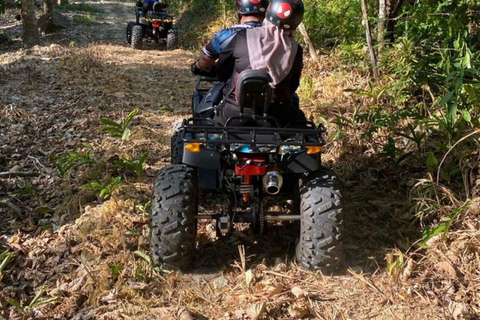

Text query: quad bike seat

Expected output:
[236,70,272,116]
[225,70,277,127]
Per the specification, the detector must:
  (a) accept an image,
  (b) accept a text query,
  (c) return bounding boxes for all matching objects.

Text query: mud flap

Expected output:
[281,152,320,173]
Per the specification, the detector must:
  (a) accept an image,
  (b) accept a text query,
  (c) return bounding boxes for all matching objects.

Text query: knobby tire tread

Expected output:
[150,164,197,270]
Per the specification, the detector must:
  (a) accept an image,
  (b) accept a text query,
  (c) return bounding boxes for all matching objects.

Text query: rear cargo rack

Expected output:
[180,117,327,146]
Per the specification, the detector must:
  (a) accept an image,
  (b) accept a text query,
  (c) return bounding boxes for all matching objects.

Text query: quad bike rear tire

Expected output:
[171,129,183,164]
[150,165,198,270]
[131,25,143,50]
[166,28,177,50]
[126,22,135,44]
[295,169,343,271]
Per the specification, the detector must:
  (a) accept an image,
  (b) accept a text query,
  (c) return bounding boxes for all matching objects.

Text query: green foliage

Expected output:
[0,250,14,275]
[7,286,61,316]
[73,14,96,24]
[110,263,123,282]
[303,0,362,46]
[82,176,122,200]
[57,145,96,177]
[100,109,138,141]
[421,200,472,246]
[114,152,149,179]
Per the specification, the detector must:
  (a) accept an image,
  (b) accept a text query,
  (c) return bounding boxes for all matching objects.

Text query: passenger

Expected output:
[191,0,269,75]
[213,0,306,127]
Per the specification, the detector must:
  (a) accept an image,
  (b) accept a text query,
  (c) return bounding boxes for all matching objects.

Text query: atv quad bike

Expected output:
[126,2,177,50]
[150,71,343,271]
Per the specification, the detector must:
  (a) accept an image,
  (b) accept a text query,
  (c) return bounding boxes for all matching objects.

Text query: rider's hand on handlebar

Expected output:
[191,61,217,77]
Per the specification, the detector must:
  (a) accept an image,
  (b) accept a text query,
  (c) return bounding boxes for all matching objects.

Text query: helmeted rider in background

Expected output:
[192,0,269,75]
[213,0,306,127]
[136,0,168,16]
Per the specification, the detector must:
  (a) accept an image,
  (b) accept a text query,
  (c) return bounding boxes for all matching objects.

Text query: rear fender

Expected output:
[281,152,321,173]
[182,148,221,170]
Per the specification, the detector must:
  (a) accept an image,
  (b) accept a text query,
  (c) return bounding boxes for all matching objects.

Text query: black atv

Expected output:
[126,2,177,50]
[150,71,343,271]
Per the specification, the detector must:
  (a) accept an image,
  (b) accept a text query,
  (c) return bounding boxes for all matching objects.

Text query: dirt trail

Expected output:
[0,1,445,319]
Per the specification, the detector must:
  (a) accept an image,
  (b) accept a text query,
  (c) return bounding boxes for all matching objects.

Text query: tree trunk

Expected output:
[298,22,319,63]
[44,0,54,14]
[361,0,379,82]
[377,0,386,52]
[386,0,404,43]
[58,0,68,5]
[21,0,39,48]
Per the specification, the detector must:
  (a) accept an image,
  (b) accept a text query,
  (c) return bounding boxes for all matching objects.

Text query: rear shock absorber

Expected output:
[240,175,252,203]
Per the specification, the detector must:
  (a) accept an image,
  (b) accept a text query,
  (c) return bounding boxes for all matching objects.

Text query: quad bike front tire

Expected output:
[295,169,343,271]
[126,22,135,44]
[166,28,177,50]
[150,165,198,270]
[171,129,183,164]
[131,25,143,50]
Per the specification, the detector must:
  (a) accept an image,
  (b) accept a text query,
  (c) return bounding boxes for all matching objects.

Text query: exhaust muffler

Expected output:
[263,171,283,195]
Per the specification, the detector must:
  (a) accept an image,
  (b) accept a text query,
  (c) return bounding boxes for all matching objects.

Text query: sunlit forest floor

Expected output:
[1,0,478,319]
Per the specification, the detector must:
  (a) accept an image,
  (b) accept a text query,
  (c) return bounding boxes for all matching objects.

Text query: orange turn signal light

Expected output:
[307,146,323,154]
[184,143,201,153]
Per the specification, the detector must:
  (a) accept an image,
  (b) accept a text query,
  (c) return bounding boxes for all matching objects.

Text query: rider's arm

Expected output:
[197,52,215,72]
[197,28,237,72]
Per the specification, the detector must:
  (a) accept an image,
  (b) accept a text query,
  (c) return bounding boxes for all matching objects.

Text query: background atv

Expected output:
[126,3,177,50]
[150,71,343,272]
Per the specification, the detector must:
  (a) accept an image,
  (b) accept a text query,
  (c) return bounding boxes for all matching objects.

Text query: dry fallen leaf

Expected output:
[288,300,310,318]
[291,286,308,298]
[247,302,267,319]
[435,261,457,279]
[245,269,254,287]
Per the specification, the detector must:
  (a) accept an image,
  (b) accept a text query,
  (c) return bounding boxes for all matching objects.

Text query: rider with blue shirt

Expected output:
[192,0,269,75]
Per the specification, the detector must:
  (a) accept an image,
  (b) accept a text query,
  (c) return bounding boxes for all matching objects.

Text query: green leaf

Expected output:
[7,298,24,313]
[461,110,471,122]
[0,251,14,273]
[34,206,54,214]
[445,71,457,82]
[100,118,121,128]
[134,250,152,265]
[122,128,131,141]
[447,103,458,122]
[28,286,47,308]
[439,91,454,107]
[33,296,62,307]
[422,224,447,246]
[426,152,438,169]
[317,116,328,125]
[123,109,139,129]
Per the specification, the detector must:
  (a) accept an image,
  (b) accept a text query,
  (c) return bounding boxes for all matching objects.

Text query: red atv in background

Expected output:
[126,2,177,50]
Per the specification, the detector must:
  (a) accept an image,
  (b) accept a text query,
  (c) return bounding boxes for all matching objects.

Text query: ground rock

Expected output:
[38,11,70,34]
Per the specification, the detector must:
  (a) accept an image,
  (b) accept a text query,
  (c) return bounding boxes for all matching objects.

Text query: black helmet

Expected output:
[236,0,269,15]
[266,0,304,30]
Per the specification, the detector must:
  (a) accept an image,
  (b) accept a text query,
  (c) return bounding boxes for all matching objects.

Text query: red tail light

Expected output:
[152,22,161,28]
